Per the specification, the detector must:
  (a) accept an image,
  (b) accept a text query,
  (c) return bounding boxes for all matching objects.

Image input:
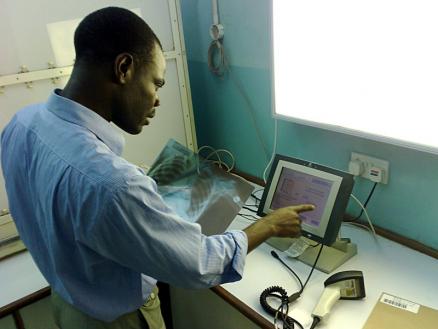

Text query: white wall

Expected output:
[0,0,196,213]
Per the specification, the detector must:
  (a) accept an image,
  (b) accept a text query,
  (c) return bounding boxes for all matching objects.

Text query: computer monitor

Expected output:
[258,154,354,246]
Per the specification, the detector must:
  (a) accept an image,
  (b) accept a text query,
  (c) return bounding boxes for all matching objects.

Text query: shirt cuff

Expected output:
[223,230,248,283]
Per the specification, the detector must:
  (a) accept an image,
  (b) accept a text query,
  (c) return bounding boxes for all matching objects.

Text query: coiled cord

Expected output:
[207,40,226,77]
[259,286,302,329]
[259,285,288,316]
[259,245,324,328]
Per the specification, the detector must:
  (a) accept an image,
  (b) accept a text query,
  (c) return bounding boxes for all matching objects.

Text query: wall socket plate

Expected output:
[350,152,389,184]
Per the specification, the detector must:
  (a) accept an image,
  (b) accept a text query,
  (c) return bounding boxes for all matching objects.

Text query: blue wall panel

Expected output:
[180,0,438,249]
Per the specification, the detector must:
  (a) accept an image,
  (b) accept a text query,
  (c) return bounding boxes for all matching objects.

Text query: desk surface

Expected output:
[223,216,438,328]
[1,219,437,328]
[0,252,48,313]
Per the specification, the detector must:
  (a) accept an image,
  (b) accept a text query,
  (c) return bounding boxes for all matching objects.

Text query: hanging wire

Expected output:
[351,182,378,221]
[349,193,377,239]
[207,37,275,178]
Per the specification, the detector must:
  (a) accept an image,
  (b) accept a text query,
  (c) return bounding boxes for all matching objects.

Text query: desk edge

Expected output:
[211,286,274,329]
[0,287,50,318]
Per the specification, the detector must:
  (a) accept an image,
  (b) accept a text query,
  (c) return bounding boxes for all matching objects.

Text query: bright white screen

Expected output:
[273,1,438,153]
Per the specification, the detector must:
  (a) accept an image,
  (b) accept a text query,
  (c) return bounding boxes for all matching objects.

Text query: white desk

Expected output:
[0,252,49,317]
[220,216,438,328]
[1,219,437,329]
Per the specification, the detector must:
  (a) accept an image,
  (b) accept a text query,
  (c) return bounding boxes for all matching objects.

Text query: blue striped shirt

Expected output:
[1,90,247,321]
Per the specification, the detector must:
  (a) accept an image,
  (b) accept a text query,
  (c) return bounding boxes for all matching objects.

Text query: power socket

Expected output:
[350,152,389,184]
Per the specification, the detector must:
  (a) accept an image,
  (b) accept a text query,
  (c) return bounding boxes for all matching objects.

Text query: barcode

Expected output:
[380,293,420,314]
[383,298,407,309]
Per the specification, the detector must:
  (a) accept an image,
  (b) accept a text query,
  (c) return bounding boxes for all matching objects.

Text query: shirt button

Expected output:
[150,293,156,300]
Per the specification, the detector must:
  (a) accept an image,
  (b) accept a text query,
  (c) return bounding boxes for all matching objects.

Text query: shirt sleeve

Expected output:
[82,173,248,288]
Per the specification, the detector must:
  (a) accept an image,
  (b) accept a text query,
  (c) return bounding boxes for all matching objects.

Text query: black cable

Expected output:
[301,244,324,293]
[242,205,258,213]
[259,244,324,328]
[309,316,321,329]
[245,189,263,210]
[238,213,259,221]
[250,194,260,202]
[259,286,302,329]
[270,251,303,291]
[251,188,263,203]
[350,182,378,221]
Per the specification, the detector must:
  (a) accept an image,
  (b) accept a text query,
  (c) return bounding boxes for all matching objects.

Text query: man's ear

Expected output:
[114,53,134,84]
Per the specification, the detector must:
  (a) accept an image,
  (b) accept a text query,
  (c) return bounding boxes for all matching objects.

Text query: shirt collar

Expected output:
[46,89,125,156]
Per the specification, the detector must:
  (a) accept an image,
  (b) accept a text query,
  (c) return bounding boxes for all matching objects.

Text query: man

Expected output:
[0,7,314,329]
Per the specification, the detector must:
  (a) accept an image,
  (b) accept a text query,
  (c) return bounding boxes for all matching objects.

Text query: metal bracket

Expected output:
[48,62,60,84]
[20,65,33,89]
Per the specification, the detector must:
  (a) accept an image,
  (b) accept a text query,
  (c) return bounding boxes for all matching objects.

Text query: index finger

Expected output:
[290,204,315,213]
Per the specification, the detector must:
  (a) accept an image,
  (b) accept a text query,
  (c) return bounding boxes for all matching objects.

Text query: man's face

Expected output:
[113,43,166,134]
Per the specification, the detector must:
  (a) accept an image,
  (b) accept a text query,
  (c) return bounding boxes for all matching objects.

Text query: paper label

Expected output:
[380,293,420,314]
[284,238,310,257]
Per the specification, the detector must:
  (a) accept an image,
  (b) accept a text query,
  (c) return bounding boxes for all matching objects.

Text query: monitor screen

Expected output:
[258,155,354,245]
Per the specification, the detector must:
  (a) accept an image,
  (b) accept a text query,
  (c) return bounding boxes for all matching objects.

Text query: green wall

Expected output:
[180,0,438,250]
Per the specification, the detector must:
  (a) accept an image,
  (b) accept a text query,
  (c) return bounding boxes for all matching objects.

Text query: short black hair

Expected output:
[74,7,162,65]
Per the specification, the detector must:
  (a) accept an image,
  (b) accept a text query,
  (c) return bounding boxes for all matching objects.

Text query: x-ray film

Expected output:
[148,139,254,235]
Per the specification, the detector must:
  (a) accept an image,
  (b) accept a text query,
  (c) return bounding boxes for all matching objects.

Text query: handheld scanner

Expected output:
[312,270,365,320]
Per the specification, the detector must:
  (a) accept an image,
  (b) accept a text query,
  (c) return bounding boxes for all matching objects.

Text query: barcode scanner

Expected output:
[310,270,366,328]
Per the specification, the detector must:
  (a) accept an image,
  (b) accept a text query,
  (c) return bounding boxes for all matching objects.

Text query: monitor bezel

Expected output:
[257,154,354,245]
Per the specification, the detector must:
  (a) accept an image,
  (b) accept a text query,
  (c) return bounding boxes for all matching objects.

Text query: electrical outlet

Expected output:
[350,152,389,184]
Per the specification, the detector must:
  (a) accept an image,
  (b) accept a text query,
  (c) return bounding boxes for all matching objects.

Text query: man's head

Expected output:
[72,7,166,134]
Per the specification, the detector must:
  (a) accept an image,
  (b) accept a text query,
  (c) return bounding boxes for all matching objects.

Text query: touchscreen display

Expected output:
[270,167,333,227]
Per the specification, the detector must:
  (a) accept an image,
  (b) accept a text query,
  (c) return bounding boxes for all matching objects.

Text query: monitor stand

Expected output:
[266,236,357,274]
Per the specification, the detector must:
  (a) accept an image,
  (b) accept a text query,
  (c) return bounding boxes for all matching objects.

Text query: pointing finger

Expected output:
[290,204,315,213]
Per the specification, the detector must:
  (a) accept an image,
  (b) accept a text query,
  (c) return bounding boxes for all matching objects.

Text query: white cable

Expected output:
[343,221,374,237]
[197,145,235,172]
[212,0,219,25]
[196,146,214,174]
[197,145,217,155]
[349,193,377,239]
[209,148,235,170]
[262,118,278,183]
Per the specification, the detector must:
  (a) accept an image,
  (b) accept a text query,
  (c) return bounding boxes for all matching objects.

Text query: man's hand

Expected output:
[243,204,315,253]
[263,204,315,237]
